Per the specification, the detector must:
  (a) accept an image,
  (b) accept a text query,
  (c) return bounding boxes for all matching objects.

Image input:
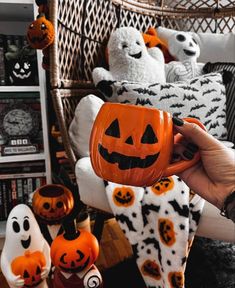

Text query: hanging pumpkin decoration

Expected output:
[151,177,174,195]
[32,184,74,224]
[158,218,176,246]
[27,13,54,50]
[141,259,161,280]
[168,271,184,288]
[11,250,46,287]
[112,186,135,207]
[51,228,99,273]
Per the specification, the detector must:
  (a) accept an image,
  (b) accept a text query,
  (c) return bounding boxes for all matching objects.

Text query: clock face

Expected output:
[3,109,33,136]
[0,103,39,139]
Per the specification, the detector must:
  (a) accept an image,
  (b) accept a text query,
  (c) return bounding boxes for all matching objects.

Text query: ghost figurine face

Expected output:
[3,204,46,259]
[108,27,148,68]
[168,31,200,62]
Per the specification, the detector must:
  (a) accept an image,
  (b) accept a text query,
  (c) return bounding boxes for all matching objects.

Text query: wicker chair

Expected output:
[49,0,235,242]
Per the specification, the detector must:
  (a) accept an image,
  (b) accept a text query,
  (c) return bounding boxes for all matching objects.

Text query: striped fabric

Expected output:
[203,62,235,146]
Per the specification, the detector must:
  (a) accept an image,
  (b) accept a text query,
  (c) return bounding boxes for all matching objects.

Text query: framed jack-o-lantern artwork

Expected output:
[4,34,39,86]
[7,57,38,86]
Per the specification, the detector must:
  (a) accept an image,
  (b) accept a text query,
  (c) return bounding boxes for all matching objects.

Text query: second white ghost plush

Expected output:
[1,204,51,288]
[159,29,205,82]
[92,26,166,101]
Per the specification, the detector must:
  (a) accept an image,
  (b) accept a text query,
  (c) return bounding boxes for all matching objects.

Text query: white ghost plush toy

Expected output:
[92,26,166,101]
[1,204,51,288]
[164,30,204,82]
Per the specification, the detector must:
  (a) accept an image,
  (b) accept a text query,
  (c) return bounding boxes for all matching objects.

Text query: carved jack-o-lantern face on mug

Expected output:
[112,186,135,207]
[90,103,173,187]
[90,103,205,187]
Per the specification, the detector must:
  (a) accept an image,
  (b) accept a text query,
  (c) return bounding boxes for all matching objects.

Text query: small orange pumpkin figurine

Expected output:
[11,250,46,287]
[51,225,99,273]
[143,27,174,63]
[27,13,54,50]
[32,184,74,224]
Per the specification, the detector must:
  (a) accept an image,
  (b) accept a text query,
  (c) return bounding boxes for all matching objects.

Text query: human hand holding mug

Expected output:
[90,103,206,187]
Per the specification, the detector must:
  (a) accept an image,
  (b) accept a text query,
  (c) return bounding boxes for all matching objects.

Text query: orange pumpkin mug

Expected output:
[90,103,206,187]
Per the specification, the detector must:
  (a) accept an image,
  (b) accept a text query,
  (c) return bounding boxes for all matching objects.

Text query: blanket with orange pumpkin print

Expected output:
[104,176,204,288]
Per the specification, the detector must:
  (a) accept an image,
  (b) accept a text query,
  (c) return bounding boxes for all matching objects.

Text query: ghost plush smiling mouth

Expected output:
[21,235,31,249]
[129,51,142,59]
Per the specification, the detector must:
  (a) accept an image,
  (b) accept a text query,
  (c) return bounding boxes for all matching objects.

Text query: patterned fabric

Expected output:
[112,73,227,140]
[203,62,235,146]
[104,176,205,288]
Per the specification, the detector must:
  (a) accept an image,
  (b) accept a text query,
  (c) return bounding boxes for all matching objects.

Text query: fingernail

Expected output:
[172,116,184,126]
[186,143,199,153]
[183,150,194,160]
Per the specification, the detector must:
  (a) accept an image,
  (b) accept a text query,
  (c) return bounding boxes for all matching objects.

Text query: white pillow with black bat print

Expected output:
[115,72,227,140]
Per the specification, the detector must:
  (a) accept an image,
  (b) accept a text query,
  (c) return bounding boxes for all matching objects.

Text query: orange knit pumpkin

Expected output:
[11,251,46,287]
[142,27,174,63]
[32,184,74,224]
[27,13,54,50]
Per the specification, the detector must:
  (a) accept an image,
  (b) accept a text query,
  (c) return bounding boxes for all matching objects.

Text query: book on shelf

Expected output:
[0,175,46,221]
[0,34,6,86]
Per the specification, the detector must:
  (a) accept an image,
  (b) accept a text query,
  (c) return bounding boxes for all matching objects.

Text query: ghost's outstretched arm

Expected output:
[0,252,24,288]
[41,240,51,279]
[148,47,165,64]
[92,67,114,85]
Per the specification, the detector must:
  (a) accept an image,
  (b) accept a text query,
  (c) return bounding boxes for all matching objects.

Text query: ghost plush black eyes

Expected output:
[13,221,20,233]
[176,34,186,42]
[23,219,30,231]
[122,43,128,49]
[192,38,198,45]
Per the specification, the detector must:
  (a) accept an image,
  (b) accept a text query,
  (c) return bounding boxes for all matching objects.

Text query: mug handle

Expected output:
[163,117,206,177]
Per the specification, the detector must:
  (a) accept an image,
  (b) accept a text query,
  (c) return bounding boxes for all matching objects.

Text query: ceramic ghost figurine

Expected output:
[0,204,51,288]
[92,26,166,101]
[164,30,204,82]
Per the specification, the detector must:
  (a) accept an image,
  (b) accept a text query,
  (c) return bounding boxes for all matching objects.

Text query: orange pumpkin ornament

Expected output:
[11,250,46,287]
[27,13,54,50]
[90,103,205,187]
[142,27,175,63]
[51,228,99,273]
[32,184,74,224]
[112,186,135,207]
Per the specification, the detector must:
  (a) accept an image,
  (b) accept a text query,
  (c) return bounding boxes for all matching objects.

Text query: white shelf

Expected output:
[0,86,41,92]
[0,221,6,238]
[0,152,47,163]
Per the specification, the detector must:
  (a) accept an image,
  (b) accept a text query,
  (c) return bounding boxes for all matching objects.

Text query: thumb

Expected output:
[172,116,224,151]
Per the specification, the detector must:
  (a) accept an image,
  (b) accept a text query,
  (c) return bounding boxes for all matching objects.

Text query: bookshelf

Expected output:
[0,0,52,243]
